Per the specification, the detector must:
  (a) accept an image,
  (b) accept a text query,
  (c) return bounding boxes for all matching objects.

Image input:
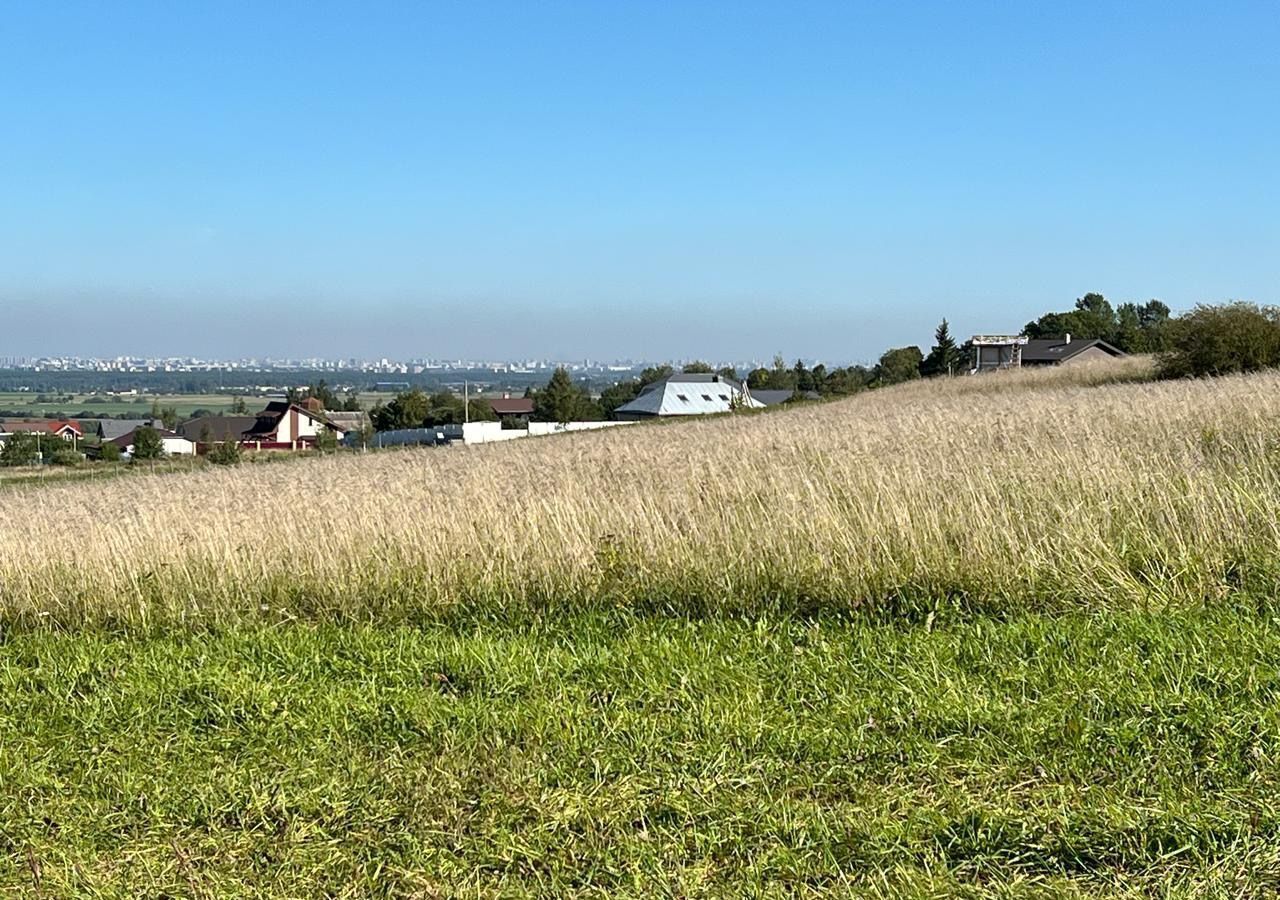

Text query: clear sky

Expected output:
[2,1,1276,363]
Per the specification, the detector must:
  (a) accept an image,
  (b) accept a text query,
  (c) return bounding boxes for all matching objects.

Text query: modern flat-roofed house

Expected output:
[970,335,1029,372]
[1021,335,1126,366]
[613,373,764,420]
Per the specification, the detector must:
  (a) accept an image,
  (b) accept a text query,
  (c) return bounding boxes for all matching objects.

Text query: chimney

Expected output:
[1064,333,1071,344]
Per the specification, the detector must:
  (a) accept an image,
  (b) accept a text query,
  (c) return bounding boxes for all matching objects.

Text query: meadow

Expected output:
[4,359,1280,895]
[0,391,240,419]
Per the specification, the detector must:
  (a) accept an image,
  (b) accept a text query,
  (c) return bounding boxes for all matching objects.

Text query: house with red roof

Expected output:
[0,419,83,443]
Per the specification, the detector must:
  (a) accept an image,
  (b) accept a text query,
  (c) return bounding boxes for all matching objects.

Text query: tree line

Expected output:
[361,293,1279,432]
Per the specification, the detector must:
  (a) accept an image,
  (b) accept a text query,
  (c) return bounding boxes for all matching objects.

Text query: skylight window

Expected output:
[701,394,713,401]
[676,394,689,402]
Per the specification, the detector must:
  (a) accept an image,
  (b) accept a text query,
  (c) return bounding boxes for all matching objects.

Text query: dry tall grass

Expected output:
[4,357,1280,626]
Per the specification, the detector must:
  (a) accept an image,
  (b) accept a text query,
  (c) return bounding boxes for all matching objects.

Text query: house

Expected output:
[969,335,1029,372]
[244,401,344,446]
[325,411,369,435]
[0,419,83,444]
[748,389,822,407]
[108,427,196,458]
[82,419,156,442]
[174,415,260,444]
[488,396,535,419]
[1021,335,1126,366]
[612,374,764,420]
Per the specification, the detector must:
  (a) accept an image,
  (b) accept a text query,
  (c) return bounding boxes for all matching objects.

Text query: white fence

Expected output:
[461,420,634,445]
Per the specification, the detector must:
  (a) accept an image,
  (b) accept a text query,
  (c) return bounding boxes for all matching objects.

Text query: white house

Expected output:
[110,427,197,458]
[612,373,763,419]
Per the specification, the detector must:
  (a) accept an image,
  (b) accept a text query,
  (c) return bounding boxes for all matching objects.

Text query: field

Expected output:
[4,359,1280,895]
[0,391,241,419]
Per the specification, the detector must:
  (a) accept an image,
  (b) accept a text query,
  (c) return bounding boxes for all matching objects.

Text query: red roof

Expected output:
[1,419,82,436]
[488,398,534,416]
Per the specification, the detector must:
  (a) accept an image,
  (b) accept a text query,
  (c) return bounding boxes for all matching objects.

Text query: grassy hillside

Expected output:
[0,354,1270,627]
[5,359,1280,896]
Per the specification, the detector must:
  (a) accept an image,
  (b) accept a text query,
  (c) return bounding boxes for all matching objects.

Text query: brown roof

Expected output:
[488,398,534,416]
[175,416,259,442]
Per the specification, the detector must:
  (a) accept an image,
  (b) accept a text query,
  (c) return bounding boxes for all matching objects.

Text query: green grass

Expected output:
[4,605,1280,896]
[0,392,242,418]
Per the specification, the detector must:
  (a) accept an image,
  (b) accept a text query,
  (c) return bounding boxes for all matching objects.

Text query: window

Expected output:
[719,394,729,401]
[676,394,689,402]
[701,394,713,401]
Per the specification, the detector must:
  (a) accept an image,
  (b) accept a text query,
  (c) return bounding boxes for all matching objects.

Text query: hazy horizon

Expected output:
[3,2,1276,362]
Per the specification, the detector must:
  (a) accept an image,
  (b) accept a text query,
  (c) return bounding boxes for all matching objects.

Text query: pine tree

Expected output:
[534,366,587,424]
[921,319,963,377]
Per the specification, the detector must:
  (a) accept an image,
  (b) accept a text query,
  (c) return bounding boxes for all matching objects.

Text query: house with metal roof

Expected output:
[612,373,764,420]
[969,333,1126,372]
[1020,335,1126,366]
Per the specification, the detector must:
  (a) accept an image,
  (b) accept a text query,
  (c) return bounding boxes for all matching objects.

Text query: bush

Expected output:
[0,433,41,466]
[99,442,122,462]
[206,440,242,466]
[49,448,84,467]
[314,429,338,454]
[1158,302,1280,379]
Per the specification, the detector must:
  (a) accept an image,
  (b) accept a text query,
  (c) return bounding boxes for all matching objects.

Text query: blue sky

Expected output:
[2,1,1276,362]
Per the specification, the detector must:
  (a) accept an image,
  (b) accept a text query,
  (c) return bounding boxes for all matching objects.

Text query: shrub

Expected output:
[131,426,165,461]
[314,429,338,454]
[49,448,84,467]
[99,442,122,462]
[206,440,243,466]
[1158,302,1280,378]
[0,433,41,466]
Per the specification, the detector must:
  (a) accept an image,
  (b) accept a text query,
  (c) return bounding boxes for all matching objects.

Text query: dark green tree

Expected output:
[370,389,431,431]
[921,319,965,377]
[874,346,924,386]
[467,398,498,422]
[681,361,713,374]
[638,364,674,385]
[532,366,593,423]
[599,380,642,417]
[131,426,165,461]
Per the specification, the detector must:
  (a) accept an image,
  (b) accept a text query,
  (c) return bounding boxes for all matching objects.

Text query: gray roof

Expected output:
[1022,338,1126,363]
[749,390,794,406]
[614,374,763,417]
[325,411,369,431]
[82,418,155,440]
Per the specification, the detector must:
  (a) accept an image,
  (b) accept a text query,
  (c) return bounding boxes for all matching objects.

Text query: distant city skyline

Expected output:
[2,2,1276,362]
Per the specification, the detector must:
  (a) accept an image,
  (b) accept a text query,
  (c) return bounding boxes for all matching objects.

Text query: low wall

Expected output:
[527,421,635,437]
[462,420,634,444]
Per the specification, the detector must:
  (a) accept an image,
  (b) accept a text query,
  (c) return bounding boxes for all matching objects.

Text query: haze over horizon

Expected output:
[2,1,1276,363]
